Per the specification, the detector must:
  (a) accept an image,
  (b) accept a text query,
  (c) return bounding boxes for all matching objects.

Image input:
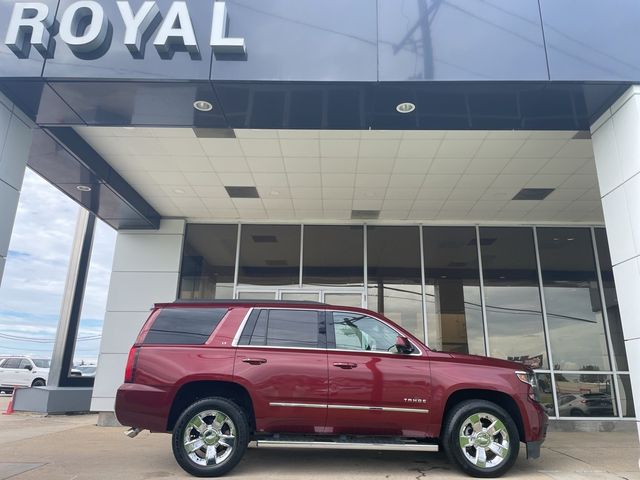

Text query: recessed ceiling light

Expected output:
[173,188,186,194]
[123,127,136,130]
[396,102,416,114]
[76,185,92,192]
[567,237,575,241]
[193,100,213,112]
[270,190,281,196]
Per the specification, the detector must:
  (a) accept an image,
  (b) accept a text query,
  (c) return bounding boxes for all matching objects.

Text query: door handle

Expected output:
[333,362,357,369]
[242,358,267,365]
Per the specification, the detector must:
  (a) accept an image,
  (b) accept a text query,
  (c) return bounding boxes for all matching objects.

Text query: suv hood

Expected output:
[442,352,530,372]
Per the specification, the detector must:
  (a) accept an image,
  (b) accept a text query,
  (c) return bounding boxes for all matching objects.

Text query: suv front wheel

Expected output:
[172,397,249,477]
[442,400,520,478]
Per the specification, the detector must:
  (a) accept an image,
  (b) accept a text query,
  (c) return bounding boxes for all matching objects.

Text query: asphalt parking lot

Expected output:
[0,394,638,480]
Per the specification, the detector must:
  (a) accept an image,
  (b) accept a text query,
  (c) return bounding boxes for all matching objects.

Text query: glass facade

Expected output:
[179,223,633,420]
[423,227,484,356]
[481,227,547,369]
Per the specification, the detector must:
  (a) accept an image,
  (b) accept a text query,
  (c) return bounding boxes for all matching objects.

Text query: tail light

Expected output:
[124,346,140,383]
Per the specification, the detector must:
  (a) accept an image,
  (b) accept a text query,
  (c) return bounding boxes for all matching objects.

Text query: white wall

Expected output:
[0,92,33,285]
[591,85,640,433]
[90,219,185,413]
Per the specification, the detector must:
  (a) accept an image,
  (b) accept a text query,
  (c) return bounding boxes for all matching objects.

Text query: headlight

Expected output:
[515,371,540,401]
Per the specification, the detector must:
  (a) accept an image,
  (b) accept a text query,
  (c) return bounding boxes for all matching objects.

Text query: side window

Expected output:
[243,309,322,348]
[19,359,31,369]
[2,358,20,369]
[143,308,228,345]
[332,313,401,353]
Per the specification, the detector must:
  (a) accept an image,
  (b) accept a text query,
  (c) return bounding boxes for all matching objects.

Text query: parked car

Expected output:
[75,365,97,377]
[116,301,548,478]
[557,393,614,417]
[0,356,50,388]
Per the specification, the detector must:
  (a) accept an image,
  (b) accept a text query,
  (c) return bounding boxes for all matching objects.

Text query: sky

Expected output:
[0,169,116,364]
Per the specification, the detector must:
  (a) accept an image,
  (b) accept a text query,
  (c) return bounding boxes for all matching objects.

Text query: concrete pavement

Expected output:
[1,394,639,480]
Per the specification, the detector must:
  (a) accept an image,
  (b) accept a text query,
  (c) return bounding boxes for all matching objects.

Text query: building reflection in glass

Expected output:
[480,227,548,368]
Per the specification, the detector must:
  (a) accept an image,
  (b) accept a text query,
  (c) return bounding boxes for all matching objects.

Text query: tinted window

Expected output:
[537,228,610,371]
[423,227,485,355]
[2,358,20,369]
[238,225,301,286]
[332,312,402,353]
[19,359,31,369]
[245,309,321,348]
[179,225,238,299]
[367,226,424,339]
[144,308,228,345]
[303,225,364,286]
[480,227,548,368]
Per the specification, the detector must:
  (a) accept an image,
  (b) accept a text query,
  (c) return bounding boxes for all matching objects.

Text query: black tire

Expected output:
[31,379,46,387]
[442,400,520,478]
[172,397,249,477]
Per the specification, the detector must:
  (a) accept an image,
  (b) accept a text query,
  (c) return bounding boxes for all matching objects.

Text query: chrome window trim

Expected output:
[231,307,255,346]
[231,306,424,356]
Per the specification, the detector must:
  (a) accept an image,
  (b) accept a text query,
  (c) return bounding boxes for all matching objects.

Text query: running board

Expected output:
[250,439,438,452]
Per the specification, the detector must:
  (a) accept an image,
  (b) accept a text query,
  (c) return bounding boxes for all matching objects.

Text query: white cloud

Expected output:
[0,168,116,362]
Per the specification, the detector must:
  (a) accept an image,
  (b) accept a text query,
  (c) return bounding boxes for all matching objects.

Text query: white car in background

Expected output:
[0,356,50,389]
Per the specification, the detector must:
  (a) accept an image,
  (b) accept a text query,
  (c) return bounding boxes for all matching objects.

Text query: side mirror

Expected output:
[395,336,414,354]
[24,364,33,371]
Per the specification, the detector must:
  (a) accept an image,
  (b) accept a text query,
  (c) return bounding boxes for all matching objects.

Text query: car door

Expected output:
[326,311,432,437]
[233,308,328,434]
[0,358,20,386]
[17,359,33,386]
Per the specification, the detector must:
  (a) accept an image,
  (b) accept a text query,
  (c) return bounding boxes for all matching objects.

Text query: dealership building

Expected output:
[0,0,639,428]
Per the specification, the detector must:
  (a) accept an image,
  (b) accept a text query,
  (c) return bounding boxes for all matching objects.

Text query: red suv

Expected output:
[115,301,547,478]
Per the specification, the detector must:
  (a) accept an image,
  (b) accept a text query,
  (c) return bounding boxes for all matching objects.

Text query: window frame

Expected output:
[234,307,327,350]
[326,310,423,356]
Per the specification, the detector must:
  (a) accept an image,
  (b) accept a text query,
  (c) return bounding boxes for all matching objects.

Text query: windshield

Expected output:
[32,359,51,368]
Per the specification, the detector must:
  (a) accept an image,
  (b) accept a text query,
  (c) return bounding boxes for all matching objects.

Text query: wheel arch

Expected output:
[167,380,255,432]
[31,378,46,387]
[440,388,525,441]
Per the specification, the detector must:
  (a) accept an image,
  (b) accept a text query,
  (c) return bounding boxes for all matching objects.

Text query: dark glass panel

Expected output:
[144,308,228,345]
[423,227,485,355]
[303,226,364,286]
[535,373,555,416]
[618,375,635,418]
[238,224,301,286]
[537,228,610,371]
[555,373,616,417]
[367,226,423,339]
[179,224,238,299]
[595,228,629,371]
[480,227,548,369]
[249,309,320,348]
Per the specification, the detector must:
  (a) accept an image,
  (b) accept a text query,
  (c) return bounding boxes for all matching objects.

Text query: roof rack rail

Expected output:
[165,299,327,305]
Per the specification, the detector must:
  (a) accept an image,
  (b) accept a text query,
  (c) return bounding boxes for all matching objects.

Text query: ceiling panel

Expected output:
[74,127,604,224]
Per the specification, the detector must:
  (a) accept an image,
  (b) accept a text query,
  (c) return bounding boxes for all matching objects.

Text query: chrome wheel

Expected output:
[183,410,236,467]
[458,412,510,469]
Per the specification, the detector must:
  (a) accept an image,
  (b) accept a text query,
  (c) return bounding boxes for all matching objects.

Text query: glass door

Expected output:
[321,291,364,308]
[236,287,365,308]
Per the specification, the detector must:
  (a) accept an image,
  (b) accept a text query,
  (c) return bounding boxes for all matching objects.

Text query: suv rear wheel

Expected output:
[172,397,249,477]
[442,400,520,478]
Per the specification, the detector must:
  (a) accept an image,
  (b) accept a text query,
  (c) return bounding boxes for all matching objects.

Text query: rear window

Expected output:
[143,308,228,345]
